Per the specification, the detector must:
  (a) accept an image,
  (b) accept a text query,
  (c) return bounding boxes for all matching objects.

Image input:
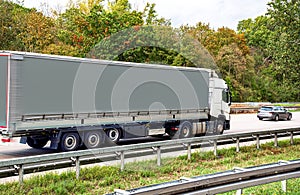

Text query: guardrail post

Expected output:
[236,189,243,195]
[282,180,287,192]
[157,146,161,166]
[290,132,294,145]
[120,151,125,171]
[13,164,24,184]
[213,140,217,156]
[75,157,80,180]
[187,143,192,161]
[274,133,278,147]
[18,164,24,184]
[256,135,260,149]
[236,137,240,153]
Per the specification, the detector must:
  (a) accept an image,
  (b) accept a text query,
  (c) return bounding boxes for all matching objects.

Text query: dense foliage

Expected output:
[0,0,299,102]
[238,0,300,102]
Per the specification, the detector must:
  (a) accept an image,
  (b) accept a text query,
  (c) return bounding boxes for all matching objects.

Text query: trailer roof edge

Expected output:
[0,50,218,75]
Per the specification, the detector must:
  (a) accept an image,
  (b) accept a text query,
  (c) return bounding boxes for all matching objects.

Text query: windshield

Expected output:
[260,107,273,111]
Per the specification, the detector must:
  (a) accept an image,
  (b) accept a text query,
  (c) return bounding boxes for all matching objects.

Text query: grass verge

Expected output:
[273,103,300,107]
[1,139,300,194]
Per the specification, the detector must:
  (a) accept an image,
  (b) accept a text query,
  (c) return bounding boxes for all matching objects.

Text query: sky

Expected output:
[23,0,269,30]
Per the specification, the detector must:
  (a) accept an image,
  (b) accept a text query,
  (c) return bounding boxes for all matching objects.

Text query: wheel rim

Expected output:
[182,126,190,137]
[64,135,77,150]
[108,129,120,142]
[87,133,100,148]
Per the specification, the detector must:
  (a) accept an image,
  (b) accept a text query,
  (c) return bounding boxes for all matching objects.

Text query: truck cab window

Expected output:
[222,90,229,103]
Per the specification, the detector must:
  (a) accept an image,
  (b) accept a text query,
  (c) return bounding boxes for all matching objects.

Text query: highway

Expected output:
[0,112,299,160]
[229,112,300,133]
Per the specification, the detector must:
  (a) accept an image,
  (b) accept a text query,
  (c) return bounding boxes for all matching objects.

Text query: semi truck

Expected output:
[0,51,231,152]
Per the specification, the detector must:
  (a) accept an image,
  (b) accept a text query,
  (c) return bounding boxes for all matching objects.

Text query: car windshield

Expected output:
[260,107,273,111]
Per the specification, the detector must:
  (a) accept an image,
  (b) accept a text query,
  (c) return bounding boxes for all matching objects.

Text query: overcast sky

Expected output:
[23,0,269,30]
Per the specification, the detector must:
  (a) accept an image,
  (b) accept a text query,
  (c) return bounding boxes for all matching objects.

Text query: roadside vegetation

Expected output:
[1,0,299,102]
[274,103,300,112]
[1,139,300,194]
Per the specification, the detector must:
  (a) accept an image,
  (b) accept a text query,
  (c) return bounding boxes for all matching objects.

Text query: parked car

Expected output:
[257,106,292,121]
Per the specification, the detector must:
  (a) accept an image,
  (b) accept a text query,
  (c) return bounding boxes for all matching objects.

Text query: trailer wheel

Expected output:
[84,131,103,149]
[27,137,49,149]
[179,121,193,138]
[106,129,121,143]
[60,132,80,152]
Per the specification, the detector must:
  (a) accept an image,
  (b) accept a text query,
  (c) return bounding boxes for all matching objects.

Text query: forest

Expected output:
[0,0,299,102]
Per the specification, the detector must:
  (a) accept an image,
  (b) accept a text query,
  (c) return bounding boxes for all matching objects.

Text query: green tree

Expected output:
[238,16,273,49]
[182,23,258,101]
[108,0,130,13]
[267,0,300,101]
[52,0,146,57]
[238,0,300,101]
[216,43,257,101]
[0,0,31,50]
[18,10,56,52]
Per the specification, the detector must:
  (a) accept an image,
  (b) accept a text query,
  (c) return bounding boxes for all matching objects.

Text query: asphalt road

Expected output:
[0,112,299,160]
[228,112,300,133]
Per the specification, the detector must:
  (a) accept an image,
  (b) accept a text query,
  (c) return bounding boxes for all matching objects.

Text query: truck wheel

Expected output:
[106,129,121,143]
[215,120,224,135]
[84,131,103,149]
[60,132,80,152]
[179,121,193,138]
[27,137,49,149]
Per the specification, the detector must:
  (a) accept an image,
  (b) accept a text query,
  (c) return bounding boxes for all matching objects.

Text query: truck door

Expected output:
[0,54,9,129]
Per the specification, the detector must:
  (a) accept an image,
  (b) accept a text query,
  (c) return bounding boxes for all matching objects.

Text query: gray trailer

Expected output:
[0,51,231,151]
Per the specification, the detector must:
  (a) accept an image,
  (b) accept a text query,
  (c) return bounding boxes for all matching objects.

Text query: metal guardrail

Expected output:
[0,127,300,185]
[110,159,300,195]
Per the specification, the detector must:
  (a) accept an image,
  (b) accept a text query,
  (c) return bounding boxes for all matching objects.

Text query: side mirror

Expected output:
[228,92,232,106]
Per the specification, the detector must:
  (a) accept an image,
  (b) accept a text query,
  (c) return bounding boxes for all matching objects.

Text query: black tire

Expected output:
[287,114,292,121]
[258,117,263,121]
[27,137,49,149]
[274,115,279,121]
[179,121,193,138]
[215,120,224,135]
[84,131,104,149]
[106,129,121,143]
[60,132,80,152]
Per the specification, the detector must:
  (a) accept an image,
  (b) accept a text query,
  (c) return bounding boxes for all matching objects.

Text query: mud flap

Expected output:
[20,136,27,144]
[50,137,60,150]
